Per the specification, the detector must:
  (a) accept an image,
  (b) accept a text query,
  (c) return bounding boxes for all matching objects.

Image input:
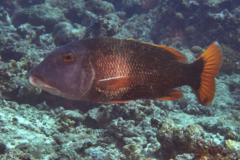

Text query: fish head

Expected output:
[29,41,94,100]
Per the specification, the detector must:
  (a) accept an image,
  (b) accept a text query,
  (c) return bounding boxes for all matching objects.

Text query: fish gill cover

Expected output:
[0,0,240,159]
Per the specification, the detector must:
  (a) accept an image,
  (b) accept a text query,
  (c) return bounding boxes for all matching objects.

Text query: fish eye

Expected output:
[63,53,75,63]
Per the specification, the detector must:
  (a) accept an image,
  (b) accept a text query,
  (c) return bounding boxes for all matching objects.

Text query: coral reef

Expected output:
[221,44,240,74]
[0,149,35,160]
[156,119,205,159]
[123,144,145,160]
[194,139,238,160]
[85,13,123,38]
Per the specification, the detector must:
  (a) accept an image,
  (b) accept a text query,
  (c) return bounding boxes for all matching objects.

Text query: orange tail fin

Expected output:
[193,42,223,106]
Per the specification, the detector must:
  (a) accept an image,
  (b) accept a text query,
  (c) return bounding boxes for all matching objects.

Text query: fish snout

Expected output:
[29,75,45,88]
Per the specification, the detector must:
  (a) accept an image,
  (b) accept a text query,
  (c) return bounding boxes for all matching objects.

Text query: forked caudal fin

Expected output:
[193,42,223,106]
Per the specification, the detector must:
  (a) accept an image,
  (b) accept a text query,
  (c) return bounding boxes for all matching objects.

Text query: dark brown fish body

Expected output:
[29,37,223,105]
[82,38,200,102]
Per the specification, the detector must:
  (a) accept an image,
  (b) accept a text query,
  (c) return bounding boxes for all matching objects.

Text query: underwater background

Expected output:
[0,0,240,159]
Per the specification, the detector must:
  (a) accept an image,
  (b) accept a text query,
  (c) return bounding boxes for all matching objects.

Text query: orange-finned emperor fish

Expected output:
[29,37,223,106]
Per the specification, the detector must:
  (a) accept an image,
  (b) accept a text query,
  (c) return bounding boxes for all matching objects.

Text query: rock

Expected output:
[145,136,161,154]
[90,0,115,14]
[60,110,85,122]
[0,148,35,160]
[225,130,239,141]
[84,145,126,160]
[157,119,205,159]
[0,140,6,154]
[84,146,106,159]
[123,137,146,146]
[107,117,141,138]
[17,23,45,43]
[12,3,66,32]
[190,46,203,54]
[221,44,240,74]
[85,13,123,38]
[174,153,194,160]
[53,22,86,45]
[39,33,54,45]
[123,144,145,160]
[225,139,240,152]
[18,0,45,7]
[0,6,12,26]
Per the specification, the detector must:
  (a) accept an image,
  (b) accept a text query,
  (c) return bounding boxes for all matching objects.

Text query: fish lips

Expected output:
[29,74,87,100]
[29,75,63,96]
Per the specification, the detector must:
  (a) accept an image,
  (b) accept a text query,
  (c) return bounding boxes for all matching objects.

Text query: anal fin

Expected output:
[158,89,183,101]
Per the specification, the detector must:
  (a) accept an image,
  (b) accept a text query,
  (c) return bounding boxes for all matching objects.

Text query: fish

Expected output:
[29,37,223,106]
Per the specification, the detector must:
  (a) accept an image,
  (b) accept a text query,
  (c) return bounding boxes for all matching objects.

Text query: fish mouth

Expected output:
[29,75,62,95]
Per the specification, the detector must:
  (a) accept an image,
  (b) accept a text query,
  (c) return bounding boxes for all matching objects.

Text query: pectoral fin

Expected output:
[95,76,140,91]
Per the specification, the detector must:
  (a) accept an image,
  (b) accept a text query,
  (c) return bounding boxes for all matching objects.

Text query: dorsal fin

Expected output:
[125,38,187,63]
[156,45,187,63]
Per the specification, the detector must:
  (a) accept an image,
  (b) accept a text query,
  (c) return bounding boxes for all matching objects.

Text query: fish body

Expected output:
[29,37,223,106]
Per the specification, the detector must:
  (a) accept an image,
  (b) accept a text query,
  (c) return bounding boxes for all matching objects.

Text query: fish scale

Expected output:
[29,37,223,106]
